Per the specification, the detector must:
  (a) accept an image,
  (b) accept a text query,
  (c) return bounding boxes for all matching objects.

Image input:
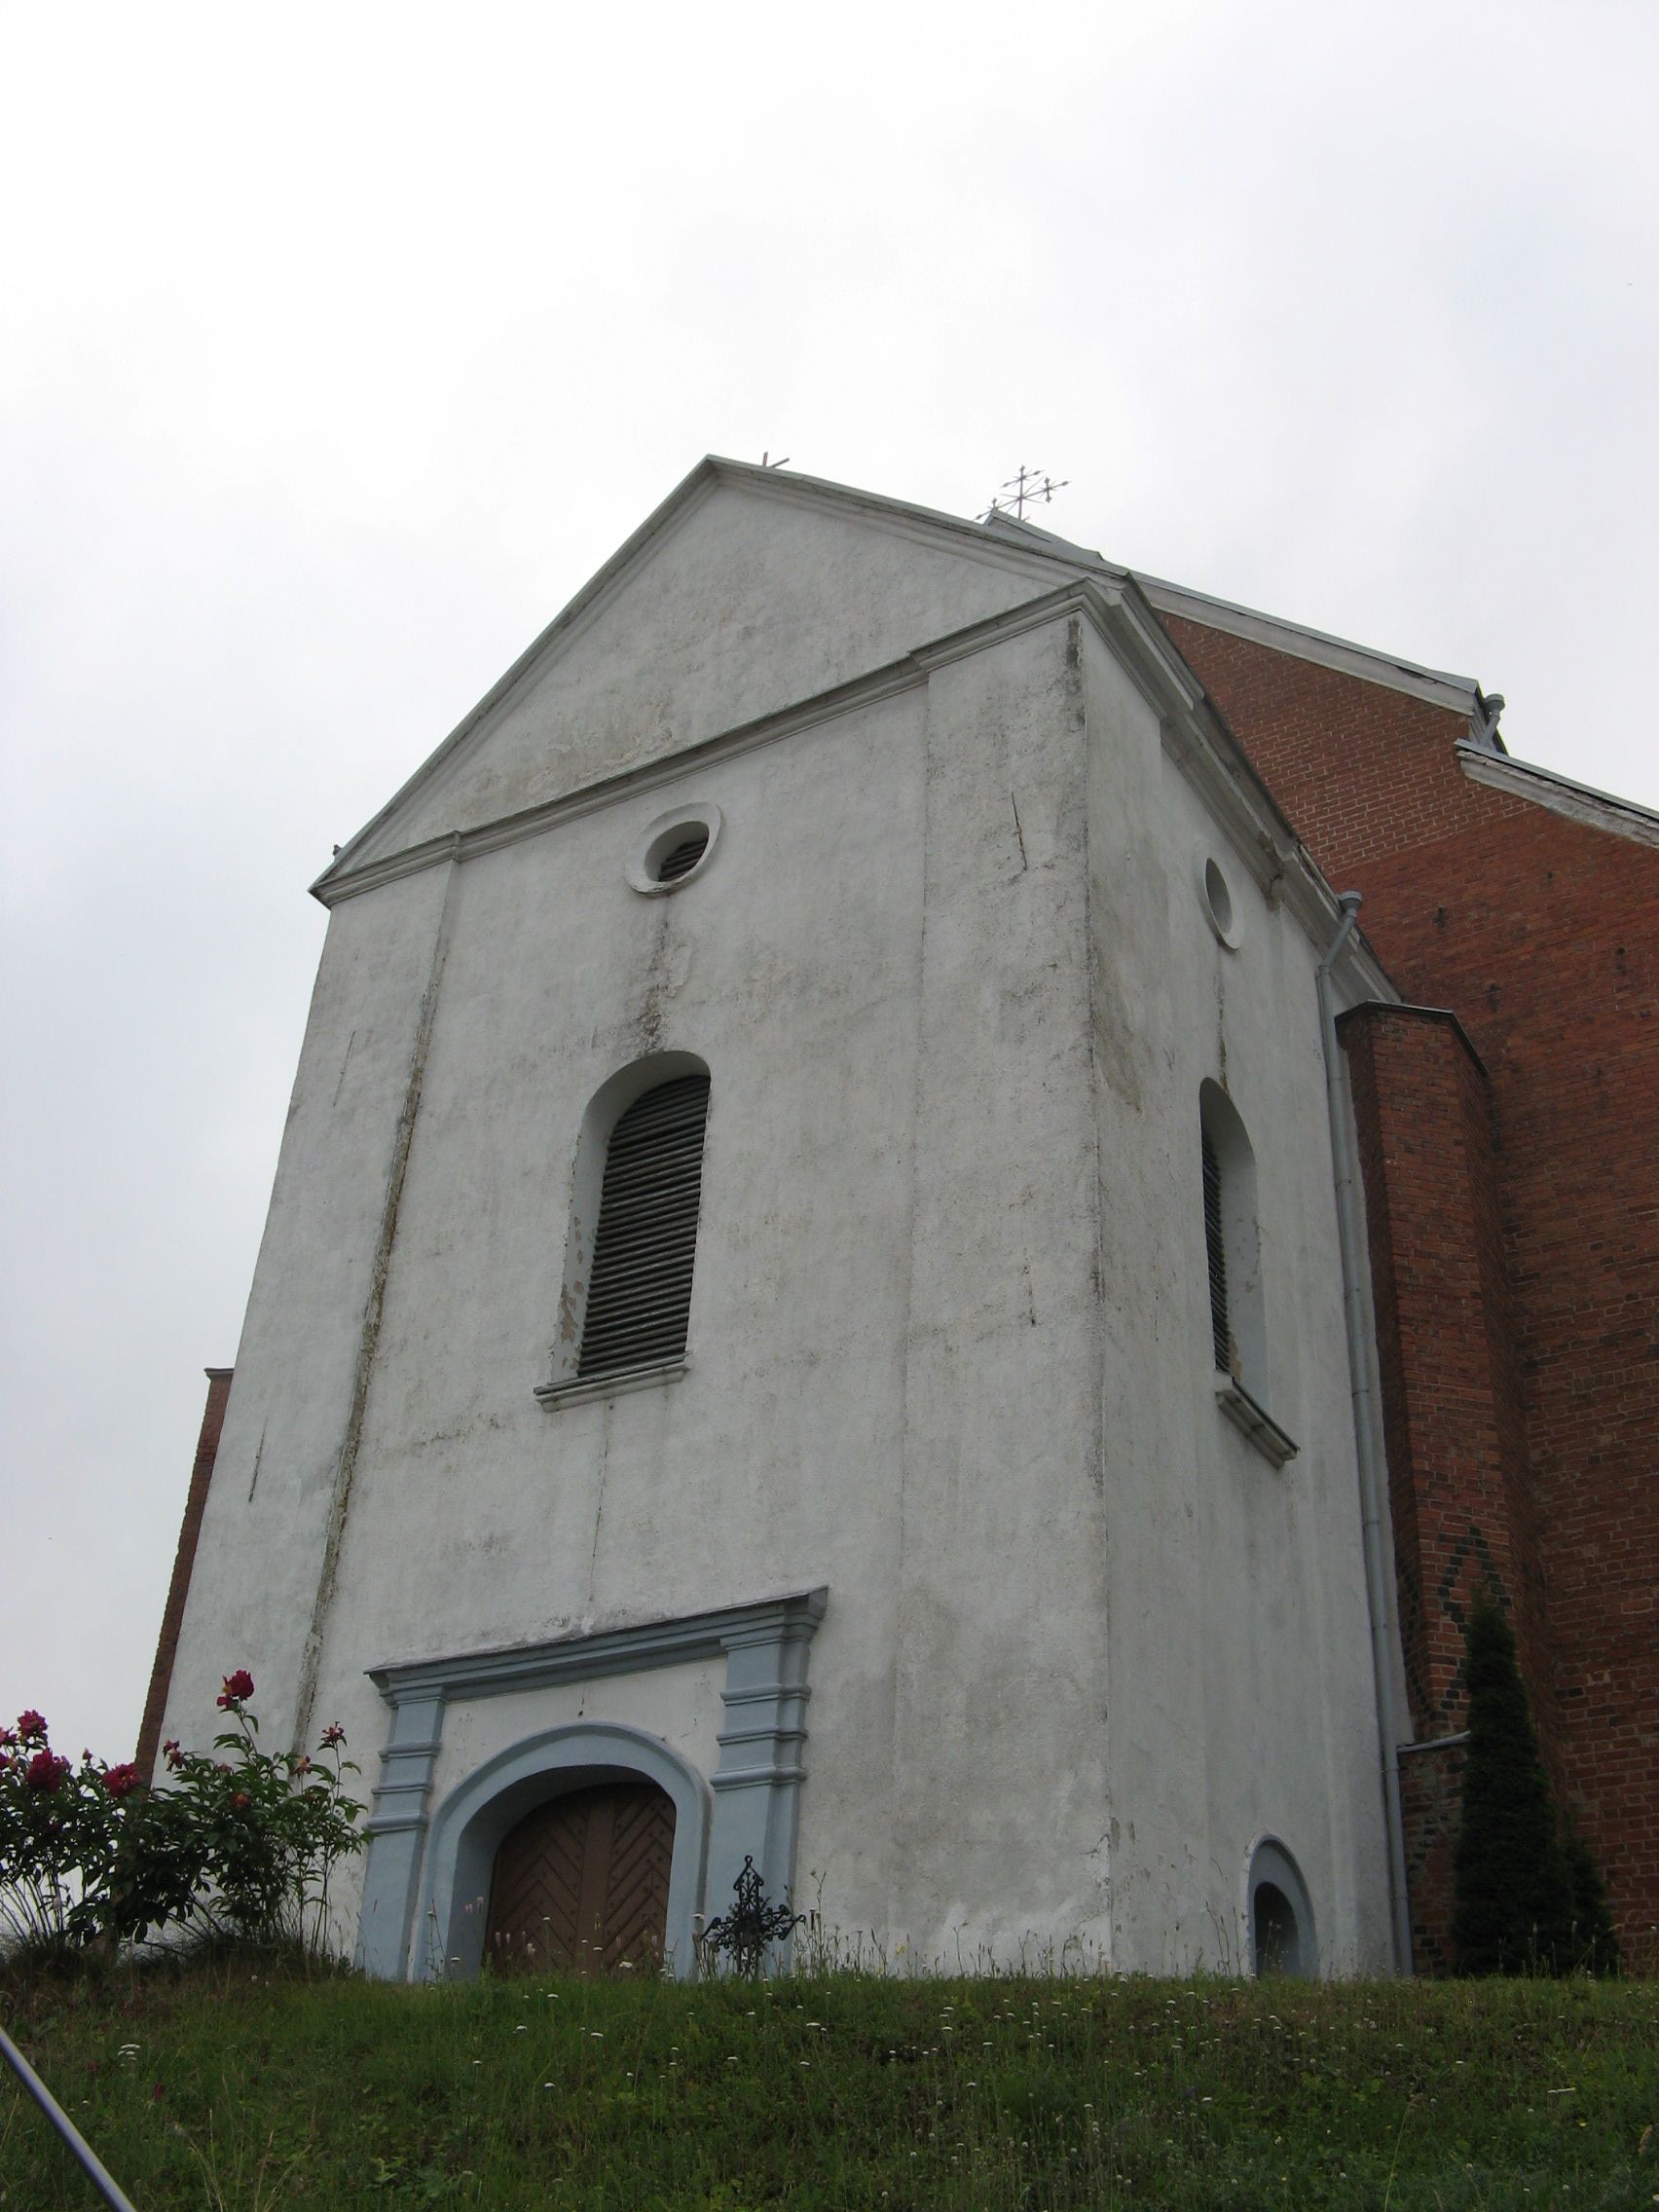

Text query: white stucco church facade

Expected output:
[151,459,1409,1980]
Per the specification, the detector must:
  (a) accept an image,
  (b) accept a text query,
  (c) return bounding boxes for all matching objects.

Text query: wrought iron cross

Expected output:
[697,1856,803,1977]
[980,463,1070,523]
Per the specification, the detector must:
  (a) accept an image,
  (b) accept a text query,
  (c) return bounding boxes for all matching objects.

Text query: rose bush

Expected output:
[0,1723,129,1952]
[0,1675,364,1959]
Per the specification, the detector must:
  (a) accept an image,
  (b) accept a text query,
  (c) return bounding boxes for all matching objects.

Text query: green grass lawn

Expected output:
[3,1953,1654,2210]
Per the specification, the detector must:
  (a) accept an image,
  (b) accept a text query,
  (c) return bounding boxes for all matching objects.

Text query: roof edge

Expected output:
[707,456,1130,582]
[316,457,730,889]
[1335,998,1489,1080]
[1456,742,1659,850]
[1140,572,1487,720]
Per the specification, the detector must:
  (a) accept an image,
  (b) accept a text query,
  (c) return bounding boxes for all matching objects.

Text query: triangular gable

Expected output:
[316,459,1120,891]
[303,456,1390,994]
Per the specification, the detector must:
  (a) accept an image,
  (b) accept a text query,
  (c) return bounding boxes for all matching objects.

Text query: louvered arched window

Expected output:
[1198,1080,1264,1394]
[539,1054,713,1401]
[577,1072,711,1381]
[1201,1124,1230,1374]
[1199,1083,1295,1462]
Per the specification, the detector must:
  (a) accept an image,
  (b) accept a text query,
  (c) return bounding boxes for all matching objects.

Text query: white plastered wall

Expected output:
[245,680,929,1952]
[1079,617,1393,1973]
[879,613,1114,1969]
[157,861,454,1759]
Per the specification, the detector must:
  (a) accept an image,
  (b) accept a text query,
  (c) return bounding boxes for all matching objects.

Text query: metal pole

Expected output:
[1316,891,1415,1975]
[0,2015,141,2212]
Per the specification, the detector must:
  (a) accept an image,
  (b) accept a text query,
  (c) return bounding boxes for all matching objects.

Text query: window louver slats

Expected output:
[577,1072,710,1380]
[1202,1128,1230,1373]
[655,831,709,883]
[575,1243,698,1287]
[580,1275,698,1334]
[582,1172,707,1216]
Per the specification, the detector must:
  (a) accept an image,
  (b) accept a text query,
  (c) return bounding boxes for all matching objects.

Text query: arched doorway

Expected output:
[416,1719,714,1981]
[484,1777,678,1976]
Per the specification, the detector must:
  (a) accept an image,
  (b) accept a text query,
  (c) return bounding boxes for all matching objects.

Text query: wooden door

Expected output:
[484,1780,676,1976]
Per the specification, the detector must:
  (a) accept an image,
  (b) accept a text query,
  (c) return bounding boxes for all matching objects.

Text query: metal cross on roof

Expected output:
[980,463,1070,523]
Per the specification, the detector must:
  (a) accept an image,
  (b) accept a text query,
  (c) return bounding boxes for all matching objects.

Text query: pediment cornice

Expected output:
[312,568,1392,1002]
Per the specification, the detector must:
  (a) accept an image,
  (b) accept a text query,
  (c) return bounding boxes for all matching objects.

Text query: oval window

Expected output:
[1201,855,1241,948]
[626,805,723,896]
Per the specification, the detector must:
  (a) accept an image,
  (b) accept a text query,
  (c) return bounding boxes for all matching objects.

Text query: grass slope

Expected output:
[3,1956,1654,2210]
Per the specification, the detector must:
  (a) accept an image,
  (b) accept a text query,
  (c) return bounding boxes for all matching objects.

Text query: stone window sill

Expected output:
[535,1358,689,1411]
[1215,1376,1298,1467]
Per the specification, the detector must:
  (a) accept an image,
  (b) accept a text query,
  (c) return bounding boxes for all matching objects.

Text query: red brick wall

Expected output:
[136,1367,233,1779]
[1159,617,1526,871]
[1397,1740,1468,1977]
[1339,1008,1550,1740]
[1164,614,1659,1972]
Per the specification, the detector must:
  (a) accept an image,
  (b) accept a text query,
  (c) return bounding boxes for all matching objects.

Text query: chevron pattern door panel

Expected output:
[485,1782,676,1976]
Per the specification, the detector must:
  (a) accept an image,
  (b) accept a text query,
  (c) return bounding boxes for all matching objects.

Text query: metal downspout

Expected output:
[1317,891,1414,1974]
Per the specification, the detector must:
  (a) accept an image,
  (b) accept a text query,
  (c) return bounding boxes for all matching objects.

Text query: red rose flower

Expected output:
[319,1721,347,1748]
[25,1748,68,1792]
[163,1738,184,1771]
[103,1762,142,1799]
[0,1726,17,1748]
[217,1669,255,1709]
[17,1710,47,1742]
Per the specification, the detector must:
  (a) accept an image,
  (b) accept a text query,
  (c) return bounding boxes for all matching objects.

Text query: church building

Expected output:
[138,460,1657,1978]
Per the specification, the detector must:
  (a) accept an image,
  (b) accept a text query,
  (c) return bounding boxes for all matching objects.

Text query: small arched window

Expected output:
[1246,1839,1317,1977]
[1201,1123,1231,1374]
[539,1054,711,1399]
[1198,1081,1265,1397]
[579,1073,710,1380]
[1252,1884,1299,1973]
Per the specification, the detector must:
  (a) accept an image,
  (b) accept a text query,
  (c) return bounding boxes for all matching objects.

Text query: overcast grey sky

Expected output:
[4,2,1655,1764]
